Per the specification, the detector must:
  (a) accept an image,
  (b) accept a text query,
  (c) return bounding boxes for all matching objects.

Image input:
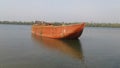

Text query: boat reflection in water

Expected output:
[32,34,84,60]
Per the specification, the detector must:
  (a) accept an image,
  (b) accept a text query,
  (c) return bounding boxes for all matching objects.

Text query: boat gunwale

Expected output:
[33,23,85,27]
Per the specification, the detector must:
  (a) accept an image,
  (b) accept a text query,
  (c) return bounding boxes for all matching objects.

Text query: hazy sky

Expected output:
[0,0,120,23]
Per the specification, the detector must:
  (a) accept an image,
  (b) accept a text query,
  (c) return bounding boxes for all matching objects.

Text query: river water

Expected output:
[0,24,120,68]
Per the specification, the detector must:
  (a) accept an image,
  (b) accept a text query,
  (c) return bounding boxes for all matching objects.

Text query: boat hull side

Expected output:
[32,23,85,39]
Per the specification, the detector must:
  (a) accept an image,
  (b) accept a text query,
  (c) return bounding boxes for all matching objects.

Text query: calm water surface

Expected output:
[0,24,120,68]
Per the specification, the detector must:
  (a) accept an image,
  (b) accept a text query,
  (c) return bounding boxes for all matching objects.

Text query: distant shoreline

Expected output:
[85,23,120,28]
[0,21,34,25]
[0,21,120,28]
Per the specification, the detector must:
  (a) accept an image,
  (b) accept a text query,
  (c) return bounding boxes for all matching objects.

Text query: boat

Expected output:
[32,21,85,39]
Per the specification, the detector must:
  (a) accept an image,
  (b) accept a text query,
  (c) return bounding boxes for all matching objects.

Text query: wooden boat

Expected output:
[32,21,85,39]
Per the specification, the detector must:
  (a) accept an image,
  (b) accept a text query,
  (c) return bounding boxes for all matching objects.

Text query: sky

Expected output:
[0,0,120,23]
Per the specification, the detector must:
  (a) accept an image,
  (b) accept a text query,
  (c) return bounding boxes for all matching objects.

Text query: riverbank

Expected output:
[85,23,120,28]
[0,21,120,28]
[0,21,34,25]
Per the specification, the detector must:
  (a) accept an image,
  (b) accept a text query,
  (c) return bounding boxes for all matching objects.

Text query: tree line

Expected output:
[85,23,120,28]
[0,21,120,28]
[0,21,34,25]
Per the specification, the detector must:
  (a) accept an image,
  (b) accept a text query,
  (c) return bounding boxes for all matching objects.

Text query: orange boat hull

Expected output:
[32,23,85,39]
